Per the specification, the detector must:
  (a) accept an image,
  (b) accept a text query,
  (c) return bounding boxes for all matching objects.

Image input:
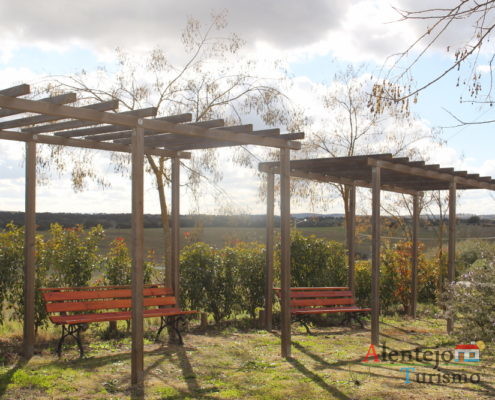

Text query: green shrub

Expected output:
[444,260,495,344]
[354,260,371,306]
[289,231,347,287]
[44,223,104,287]
[180,241,266,321]
[0,223,26,324]
[0,223,49,329]
[233,242,265,318]
[353,241,438,312]
[456,239,495,275]
[180,243,233,322]
[102,237,154,286]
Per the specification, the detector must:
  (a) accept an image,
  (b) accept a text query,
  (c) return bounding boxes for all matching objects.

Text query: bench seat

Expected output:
[274,287,370,332]
[50,308,197,325]
[291,306,371,315]
[40,284,196,357]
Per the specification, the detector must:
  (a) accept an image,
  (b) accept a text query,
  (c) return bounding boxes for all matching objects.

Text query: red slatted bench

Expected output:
[40,284,197,357]
[274,287,370,333]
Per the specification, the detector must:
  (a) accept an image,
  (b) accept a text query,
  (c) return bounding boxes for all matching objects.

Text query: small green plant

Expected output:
[444,260,495,344]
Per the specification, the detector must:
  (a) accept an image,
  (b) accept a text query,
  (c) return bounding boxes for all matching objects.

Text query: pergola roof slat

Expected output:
[0,93,78,119]
[116,122,249,146]
[0,128,190,159]
[0,99,119,130]
[0,84,31,97]
[252,128,280,136]
[26,107,158,135]
[64,113,193,140]
[163,132,303,151]
[0,91,302,149]
[259,154,495,192]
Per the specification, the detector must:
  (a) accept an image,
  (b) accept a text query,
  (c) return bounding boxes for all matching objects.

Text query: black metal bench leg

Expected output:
[165,316,185,345]
[297,316,313,335]
[75,325,84,358]
[353,314,365,329]
[56,324,84,358]
[155,316,167,342]
[341,314,351,326]
[56,325,66,357]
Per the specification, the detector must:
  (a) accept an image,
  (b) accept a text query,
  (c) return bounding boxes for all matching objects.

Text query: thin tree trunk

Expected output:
[147,155,172,286]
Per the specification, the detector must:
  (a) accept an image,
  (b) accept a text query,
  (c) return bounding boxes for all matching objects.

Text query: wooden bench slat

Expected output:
[288,290,354,298]
[292,307,371,315]
[291,297,355,307]
[42,287,172,302]
[50,308,197,325]
[274,286,370,319]
[39,283,164,292]
[46,295,176,313]
[274,287,349,292]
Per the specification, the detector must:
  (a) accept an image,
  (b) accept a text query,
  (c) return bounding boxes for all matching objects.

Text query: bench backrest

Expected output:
[40,284,176,314]
[274,287,357,309]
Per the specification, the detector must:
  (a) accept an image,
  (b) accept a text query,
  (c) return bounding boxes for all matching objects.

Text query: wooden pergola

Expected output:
[0,84,303,389]
[259,154,495,357]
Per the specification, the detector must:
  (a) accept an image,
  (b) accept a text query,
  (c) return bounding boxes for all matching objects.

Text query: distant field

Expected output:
[101,224,495,260]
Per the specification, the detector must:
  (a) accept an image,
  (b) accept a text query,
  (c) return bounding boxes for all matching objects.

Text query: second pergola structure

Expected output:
[259,154,495,357]
[0,84,303,389]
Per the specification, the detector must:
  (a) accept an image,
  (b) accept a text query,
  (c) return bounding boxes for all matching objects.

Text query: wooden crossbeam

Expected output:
[0,84,30,97]
[0,100,119,130]
[0,95,301,149]
[25,107,157,135]
[0,93,77,118]
[62,113,193,140]
[367,158,495,191]
[159,131,302,151]
[116,121,240,146]
[252,128,280,136]
[147,124,253,148]
[258,164,417,195]
[0,129,190,159]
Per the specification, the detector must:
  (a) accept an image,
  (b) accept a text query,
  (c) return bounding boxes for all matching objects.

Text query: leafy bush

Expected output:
[180,243,232,322]
[44,223,104,287]
[0,223,26,324]
[0,223,49,329]
[354,260,371,306]
[290,231,347,287]
[456,239,495,275]
[444,260,495,344]
[103,237,155,285]
[233,242,265,318]
[180,241,266,322]
[354,241,438,312]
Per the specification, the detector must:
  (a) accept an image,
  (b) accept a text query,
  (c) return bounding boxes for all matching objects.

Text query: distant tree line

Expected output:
[0,211,490,231]
[0,212,344,230]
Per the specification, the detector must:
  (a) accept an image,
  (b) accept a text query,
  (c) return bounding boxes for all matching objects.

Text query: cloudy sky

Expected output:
[1,0,495,216]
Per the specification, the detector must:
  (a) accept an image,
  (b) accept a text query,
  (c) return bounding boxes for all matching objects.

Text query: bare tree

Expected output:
[301,65,438,246]
[39,12,297,281]
[373,1,495,124]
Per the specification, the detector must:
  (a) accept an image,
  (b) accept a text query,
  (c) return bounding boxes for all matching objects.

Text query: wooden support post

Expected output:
[23,140,36,359]
[371,166,381,346]
[347,185,356,293]
[447,180,457,334]
[131,124,145,388]
[280,149,291,358]
[265,173,275,331]
[171,157,180,299]
[410,194,420,318]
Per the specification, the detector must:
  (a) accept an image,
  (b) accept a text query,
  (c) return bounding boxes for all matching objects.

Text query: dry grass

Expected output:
[0,315,494,399]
